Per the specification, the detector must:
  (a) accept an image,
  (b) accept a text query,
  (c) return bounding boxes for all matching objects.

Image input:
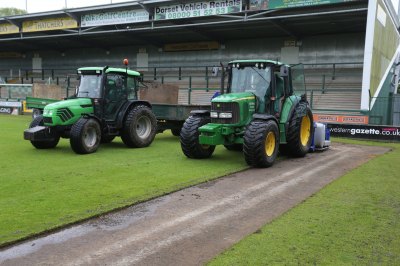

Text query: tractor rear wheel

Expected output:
[286,102,313,157]
[244,120,279,168]
[180,116,215,158]
[29,115,60,149]
[70,118,101,154]
[121,105,157,148]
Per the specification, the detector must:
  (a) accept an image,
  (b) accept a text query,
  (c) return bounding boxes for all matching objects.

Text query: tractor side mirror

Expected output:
[280,65,289,77]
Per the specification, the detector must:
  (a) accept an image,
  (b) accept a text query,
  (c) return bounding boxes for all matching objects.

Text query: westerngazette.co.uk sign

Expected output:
[154,0,242,20]
[81,10,149,27]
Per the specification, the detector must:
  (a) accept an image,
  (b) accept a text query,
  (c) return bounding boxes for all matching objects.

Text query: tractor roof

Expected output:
[228,59,288,67]
[78,67,140,76]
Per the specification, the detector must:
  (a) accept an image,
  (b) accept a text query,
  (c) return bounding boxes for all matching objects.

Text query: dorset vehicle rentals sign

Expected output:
[154,0,242,20]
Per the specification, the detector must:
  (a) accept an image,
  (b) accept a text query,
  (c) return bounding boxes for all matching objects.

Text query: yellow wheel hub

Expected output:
[265,131,276,156]
[300,115,311,146]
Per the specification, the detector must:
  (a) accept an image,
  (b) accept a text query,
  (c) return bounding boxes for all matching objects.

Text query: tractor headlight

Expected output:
[210,111,218,118]
[219,112,232,118]
[44,109,53,116]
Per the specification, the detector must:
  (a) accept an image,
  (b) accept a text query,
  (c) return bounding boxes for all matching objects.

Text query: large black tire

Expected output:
[243,120,279,168]
[224,144,243,151]
[29,115,60,149]
[121,105,157,148]
[180,116,215,159]
[286,102,313,157]
[171,128,181,137]
[70,118,101,154]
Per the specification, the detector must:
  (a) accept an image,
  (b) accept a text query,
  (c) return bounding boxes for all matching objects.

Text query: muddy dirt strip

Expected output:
[0,143,389,266]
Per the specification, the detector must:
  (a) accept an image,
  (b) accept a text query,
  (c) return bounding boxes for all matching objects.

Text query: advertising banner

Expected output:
[269,0,354,9]
[164,41,220,51]
[0,101,22,115]
[23,17,78,33]
[328,124,400,141]
[249,0,356,11]
[81,10,149,27]
[0,52,23,58]
[0,23,19,35]
[313,114,369,125]
[154,0,242,20]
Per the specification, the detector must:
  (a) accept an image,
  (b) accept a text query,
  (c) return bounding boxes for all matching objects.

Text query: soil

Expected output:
[0,143,389,266]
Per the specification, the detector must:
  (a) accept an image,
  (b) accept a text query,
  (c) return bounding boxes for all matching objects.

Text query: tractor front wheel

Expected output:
[286,102,313,157]
[180,116,215,158]
[243,120,279,167]
[70,118,101,154]
[121,105,157,148]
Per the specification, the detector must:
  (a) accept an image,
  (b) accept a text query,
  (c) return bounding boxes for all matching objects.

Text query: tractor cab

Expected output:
[226,60,293,116]
[77,67,140,121]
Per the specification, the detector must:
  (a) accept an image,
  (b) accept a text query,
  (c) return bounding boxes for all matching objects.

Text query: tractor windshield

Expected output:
[77,75,102,98]
[230,66,271,100]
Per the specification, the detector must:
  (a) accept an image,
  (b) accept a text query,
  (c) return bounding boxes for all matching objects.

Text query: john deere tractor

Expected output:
[24,64,157,154]
[180,60,313,167]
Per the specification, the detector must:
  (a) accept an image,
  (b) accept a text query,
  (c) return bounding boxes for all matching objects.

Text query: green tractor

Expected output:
[180,60,313,167]
[24,63,157,154]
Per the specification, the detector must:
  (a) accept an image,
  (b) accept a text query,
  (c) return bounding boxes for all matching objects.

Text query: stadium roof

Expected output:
[0,0,368,52]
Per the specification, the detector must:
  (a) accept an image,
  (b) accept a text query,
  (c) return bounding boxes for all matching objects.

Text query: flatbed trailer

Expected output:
[152,103,210,135]
[25,96,60,118]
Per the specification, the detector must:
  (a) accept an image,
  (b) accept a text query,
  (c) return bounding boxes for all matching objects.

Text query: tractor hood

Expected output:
[45,98,92,110]
[43,98,94,126]
[212,92,256,103]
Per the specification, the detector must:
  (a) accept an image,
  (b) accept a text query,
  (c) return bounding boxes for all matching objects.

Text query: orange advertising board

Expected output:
[313,114,369,125]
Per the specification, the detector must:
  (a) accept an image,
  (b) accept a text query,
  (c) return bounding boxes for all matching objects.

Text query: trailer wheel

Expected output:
[286,102,313,157]
[180,116,215,158]
[244,120,279,167]
[70,118,101,154]
[224,144,243,151]
[121,105,157,148]
[32,108,42,119]
[29,115,60,149]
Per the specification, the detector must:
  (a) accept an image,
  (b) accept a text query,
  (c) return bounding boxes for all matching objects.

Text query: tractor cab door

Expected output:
[103,73,128,121]
[269,64,305,117]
